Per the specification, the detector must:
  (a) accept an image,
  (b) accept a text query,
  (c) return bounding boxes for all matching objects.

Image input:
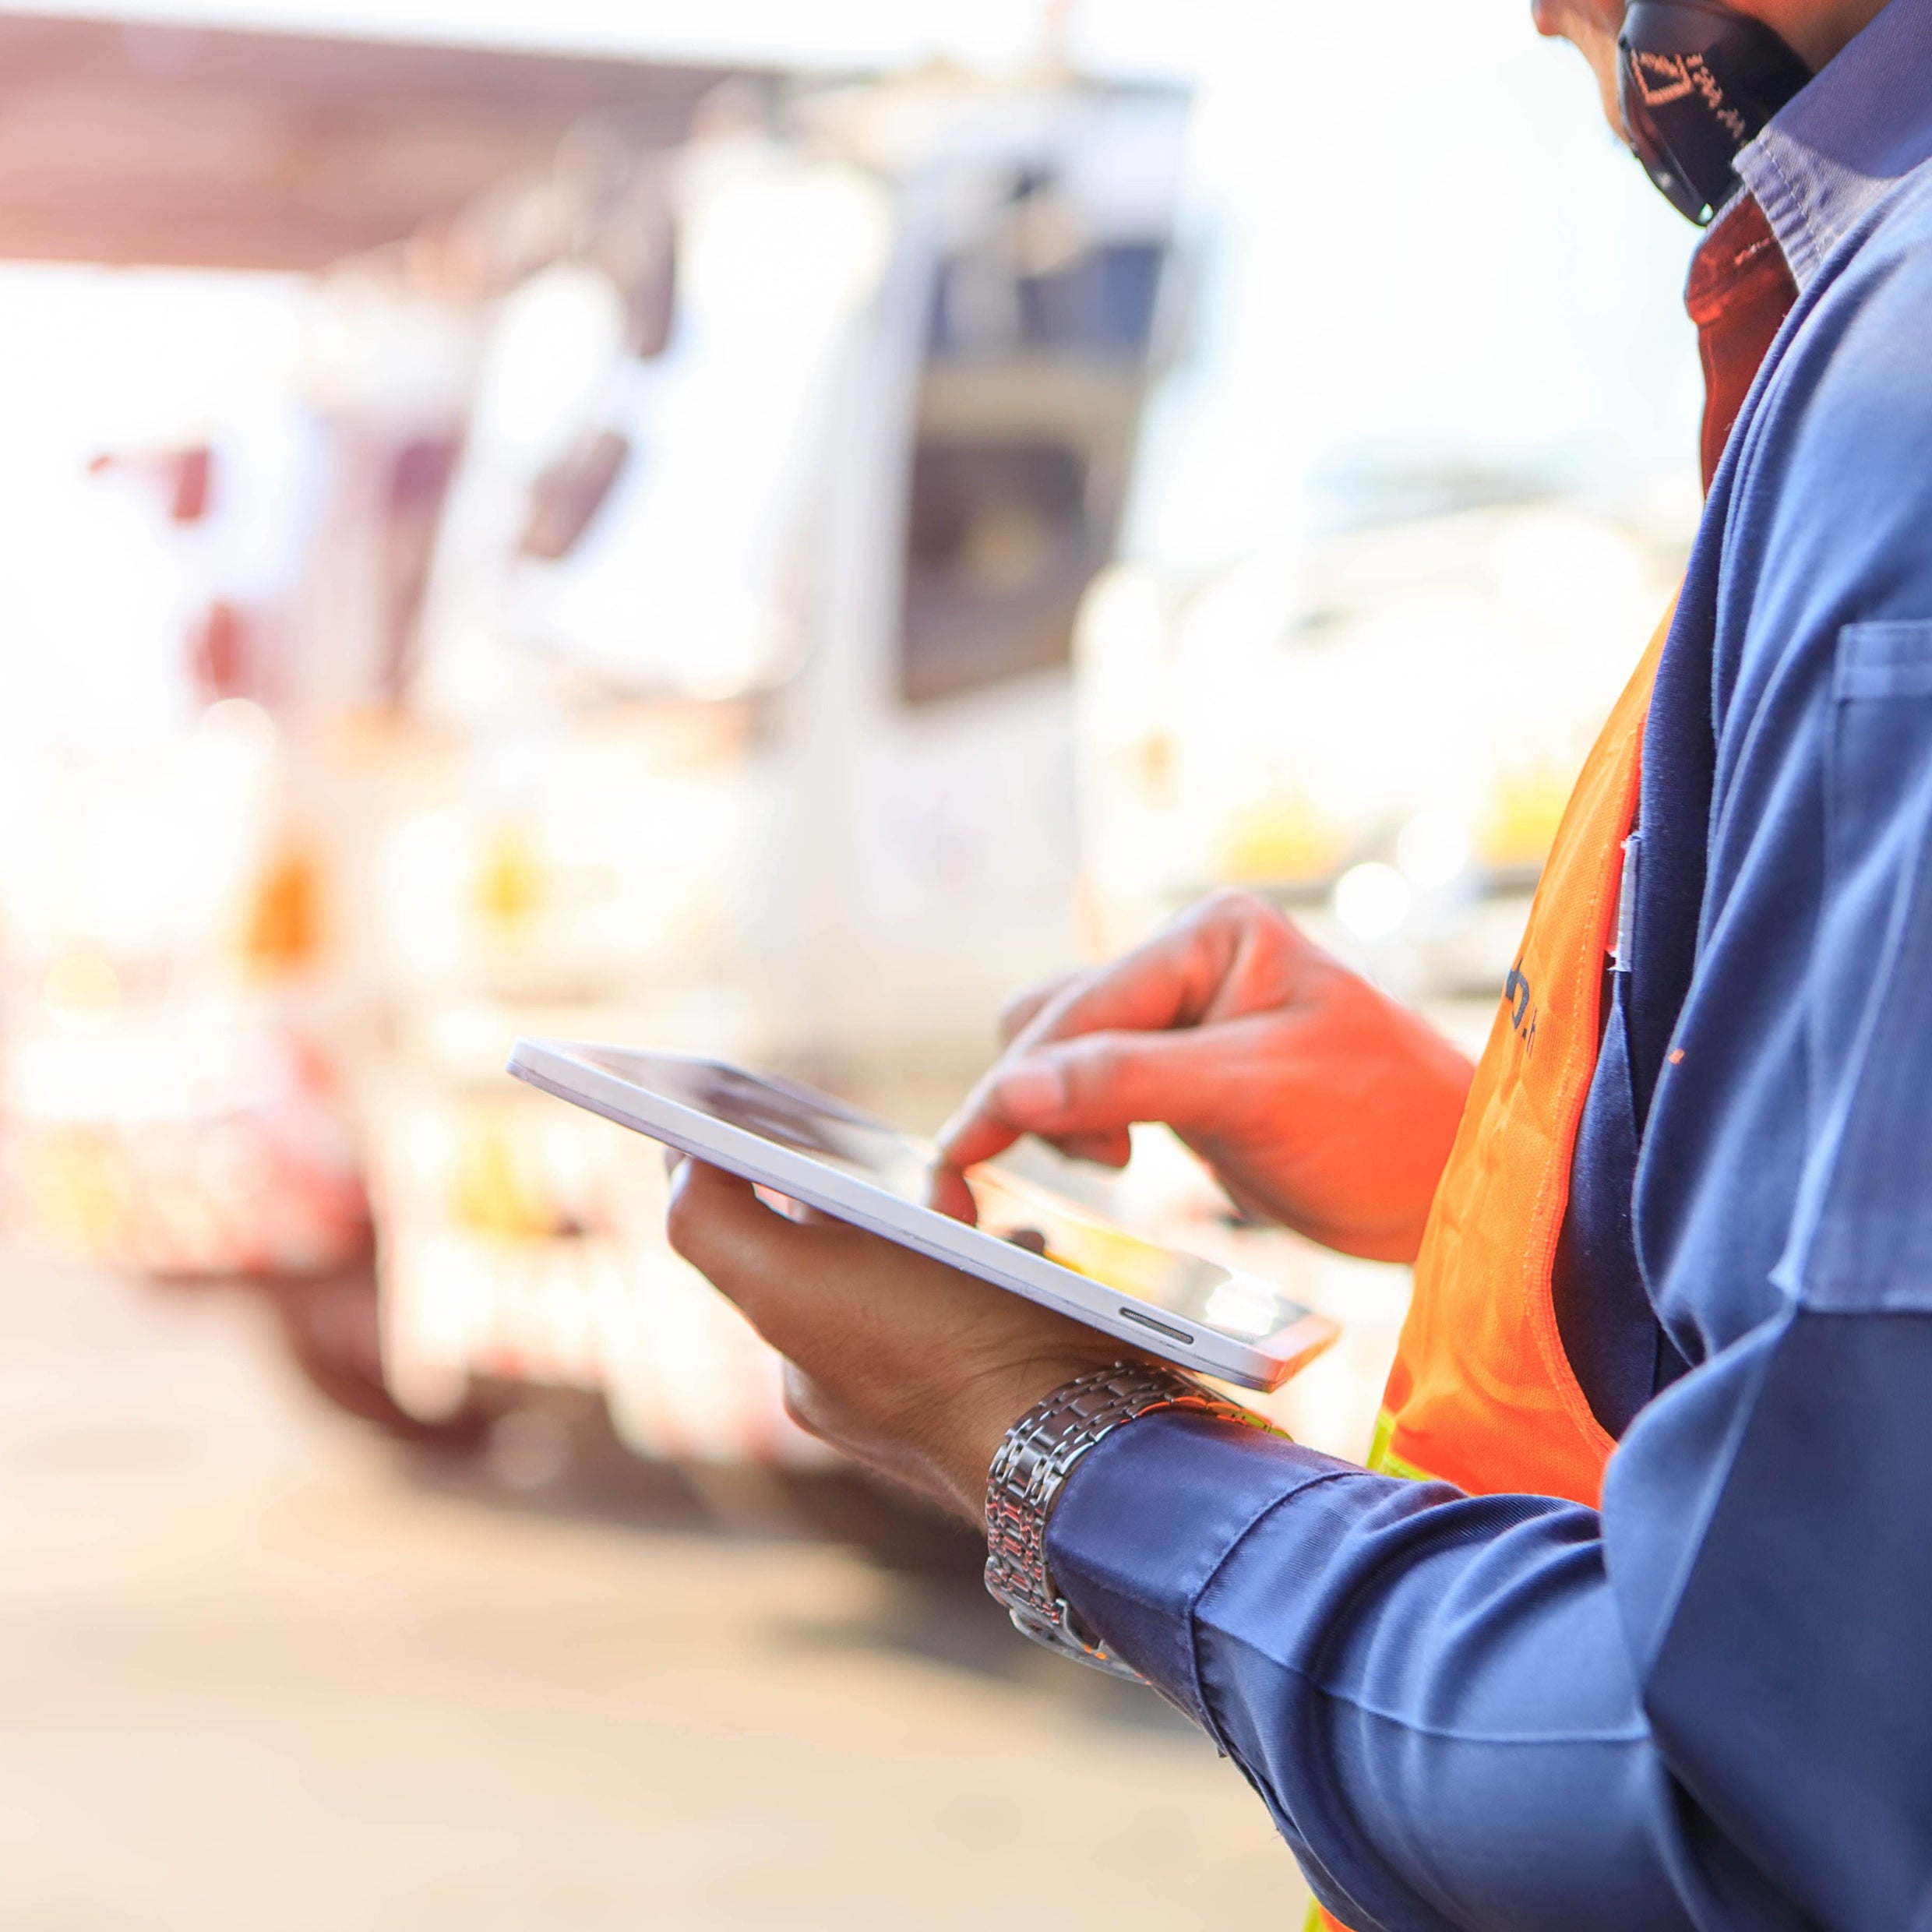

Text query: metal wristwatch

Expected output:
[983,1362,1282,1681]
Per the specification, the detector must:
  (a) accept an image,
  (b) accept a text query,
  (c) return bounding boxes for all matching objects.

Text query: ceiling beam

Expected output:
[0,12,763,269]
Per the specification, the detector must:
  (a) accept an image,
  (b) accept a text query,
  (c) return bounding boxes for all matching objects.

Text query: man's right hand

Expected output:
[936,891,1475,1264]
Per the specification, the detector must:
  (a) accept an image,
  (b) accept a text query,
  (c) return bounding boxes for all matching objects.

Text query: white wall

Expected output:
[1125,2,1708,572]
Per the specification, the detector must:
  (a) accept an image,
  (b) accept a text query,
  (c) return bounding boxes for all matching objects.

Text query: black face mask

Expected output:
[1618,0,1812,224]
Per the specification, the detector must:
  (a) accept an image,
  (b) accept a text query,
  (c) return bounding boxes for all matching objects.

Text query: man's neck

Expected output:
[1744,0,1891,69]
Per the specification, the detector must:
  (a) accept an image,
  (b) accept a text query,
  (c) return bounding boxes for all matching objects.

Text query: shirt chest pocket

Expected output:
[1825,621,1932,932]
[1801,621,1932,1307]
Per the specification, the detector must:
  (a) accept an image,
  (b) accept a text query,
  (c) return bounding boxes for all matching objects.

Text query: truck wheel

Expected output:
[266,1260,494,1450]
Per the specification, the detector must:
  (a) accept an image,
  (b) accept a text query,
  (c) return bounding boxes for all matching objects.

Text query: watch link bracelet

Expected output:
[983,1362,1284,1680]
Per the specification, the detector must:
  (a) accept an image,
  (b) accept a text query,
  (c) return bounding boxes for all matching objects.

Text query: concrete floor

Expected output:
[0,1246,1309,1930]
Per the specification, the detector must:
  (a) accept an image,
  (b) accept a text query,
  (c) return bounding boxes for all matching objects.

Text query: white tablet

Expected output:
[507,1038,1337,1393]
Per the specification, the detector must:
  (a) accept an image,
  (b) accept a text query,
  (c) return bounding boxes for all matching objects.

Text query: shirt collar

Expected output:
[1733,0,1932,289]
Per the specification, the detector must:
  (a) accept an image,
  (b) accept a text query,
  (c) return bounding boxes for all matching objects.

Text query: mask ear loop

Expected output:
[1615,1,1812,226]
[1617,48,1713,223]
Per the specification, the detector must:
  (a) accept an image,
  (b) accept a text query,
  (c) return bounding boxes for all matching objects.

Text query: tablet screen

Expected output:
[580,1048,1297,1343]
[580,1048,933,1194]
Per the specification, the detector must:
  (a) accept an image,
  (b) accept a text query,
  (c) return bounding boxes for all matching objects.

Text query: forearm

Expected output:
[1045,1412,1705,1930]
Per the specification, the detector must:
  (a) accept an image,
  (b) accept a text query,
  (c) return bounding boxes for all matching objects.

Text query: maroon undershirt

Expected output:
[1686,192,1800,492]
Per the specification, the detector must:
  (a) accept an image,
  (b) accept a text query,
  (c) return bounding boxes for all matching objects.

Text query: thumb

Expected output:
[665,1157,830,1334]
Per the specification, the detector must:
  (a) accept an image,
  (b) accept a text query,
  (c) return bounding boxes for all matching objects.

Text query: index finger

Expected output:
[1010,891,1309,1054]
[996,968,1083,1046]
[938,896,1288,1167]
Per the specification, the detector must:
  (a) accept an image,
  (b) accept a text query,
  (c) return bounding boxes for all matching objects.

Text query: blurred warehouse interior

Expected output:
[0,0,1702,1474]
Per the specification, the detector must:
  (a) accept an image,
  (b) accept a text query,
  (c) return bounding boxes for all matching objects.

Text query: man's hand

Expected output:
[665,1157,1126,1525]
[938,891,1474,1264]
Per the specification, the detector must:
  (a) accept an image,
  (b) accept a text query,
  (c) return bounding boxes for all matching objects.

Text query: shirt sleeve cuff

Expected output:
[1042,1407,1356,1734]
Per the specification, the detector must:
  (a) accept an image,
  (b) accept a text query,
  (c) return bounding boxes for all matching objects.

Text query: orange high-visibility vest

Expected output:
[1306,607,1669,1932]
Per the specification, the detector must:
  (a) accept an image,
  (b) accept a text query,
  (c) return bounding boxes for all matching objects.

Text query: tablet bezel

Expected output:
[506,1036,1336,1392]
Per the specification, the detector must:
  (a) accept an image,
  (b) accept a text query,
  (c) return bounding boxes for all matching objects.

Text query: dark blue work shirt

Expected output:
[1046,8,1932,1926]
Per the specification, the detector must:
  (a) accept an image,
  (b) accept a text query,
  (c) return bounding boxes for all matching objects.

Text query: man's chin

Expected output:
[1530,0,1630,138]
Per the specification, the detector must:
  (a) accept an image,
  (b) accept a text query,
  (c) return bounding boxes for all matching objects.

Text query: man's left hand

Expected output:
[665,1156,1127,1525]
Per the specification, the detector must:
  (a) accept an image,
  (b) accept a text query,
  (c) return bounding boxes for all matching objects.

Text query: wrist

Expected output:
[947,1349,1128,1528]
[981,1362,1283,1677]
